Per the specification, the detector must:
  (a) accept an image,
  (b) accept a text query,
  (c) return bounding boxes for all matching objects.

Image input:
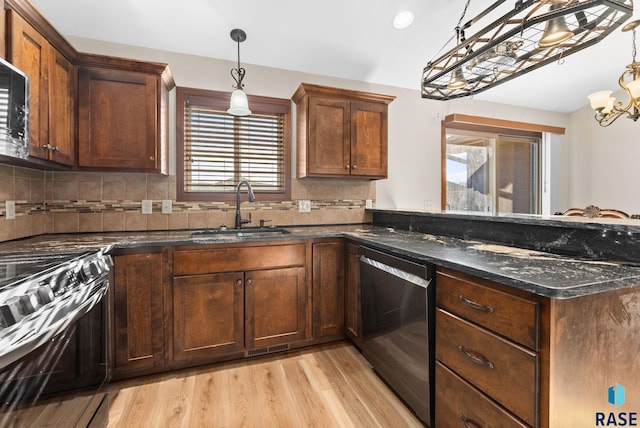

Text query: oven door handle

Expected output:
[359,255,431,289]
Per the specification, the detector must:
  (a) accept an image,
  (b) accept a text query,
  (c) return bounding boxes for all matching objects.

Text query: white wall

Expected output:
[69,36,575,212]
[568,92,640,214]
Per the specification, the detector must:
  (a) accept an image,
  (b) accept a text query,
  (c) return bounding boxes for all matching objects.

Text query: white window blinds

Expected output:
[183,102,285,194]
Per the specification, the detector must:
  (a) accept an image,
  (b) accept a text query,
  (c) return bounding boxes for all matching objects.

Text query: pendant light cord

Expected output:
[426,0,472,65]
[456,0,472,37]
[632,26,637,64]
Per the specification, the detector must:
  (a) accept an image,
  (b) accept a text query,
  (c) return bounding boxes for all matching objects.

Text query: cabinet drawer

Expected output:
[436,309,537,426]
[174,243,306,275]
[436,362,529,428]
[436,269,538,350]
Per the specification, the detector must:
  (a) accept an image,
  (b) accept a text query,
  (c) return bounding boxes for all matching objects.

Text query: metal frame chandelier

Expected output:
[588,19,640,126]
[421,0,634,101]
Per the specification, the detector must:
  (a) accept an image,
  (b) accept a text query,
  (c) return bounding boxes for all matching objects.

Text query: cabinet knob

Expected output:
[345,165,350,169]
[352,165,357,169]
[149,156,155,161]
[236,279,242,286]
[246,278,253,285]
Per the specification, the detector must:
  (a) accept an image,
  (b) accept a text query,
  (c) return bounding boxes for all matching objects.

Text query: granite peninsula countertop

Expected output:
[2,224,640,299]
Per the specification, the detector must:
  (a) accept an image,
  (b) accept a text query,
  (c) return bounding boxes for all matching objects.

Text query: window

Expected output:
[445,130,540,214]
[442,114,564,215]
[176,87,291,201]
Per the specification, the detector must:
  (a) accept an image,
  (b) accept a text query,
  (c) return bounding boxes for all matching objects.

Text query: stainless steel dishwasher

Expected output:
[359,246,435,426]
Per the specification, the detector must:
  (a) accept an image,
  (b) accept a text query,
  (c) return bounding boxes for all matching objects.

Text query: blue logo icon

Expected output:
[608,383,626,407]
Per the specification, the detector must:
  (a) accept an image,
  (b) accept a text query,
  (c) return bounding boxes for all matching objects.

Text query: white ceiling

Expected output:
[30,0,637,113]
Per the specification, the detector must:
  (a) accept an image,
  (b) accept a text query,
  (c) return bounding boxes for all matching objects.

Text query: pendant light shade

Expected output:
[538,5,574,48]
[447,68,467,90]
[228,88,251,116]
[227,28,251,117]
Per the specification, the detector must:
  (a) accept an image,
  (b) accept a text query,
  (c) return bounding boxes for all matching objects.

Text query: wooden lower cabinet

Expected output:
[435,267,540,427]
[345,242,361,344]
[110,239,351,378]
[172,272,244,362]
[246,266,307,349]
[436,309,537,425]
[436,362,528,428]
[344,243,362,345]
[435,265,640,427]
[112,250,166,377]
[312,240,345,339]
[171,241,310,364]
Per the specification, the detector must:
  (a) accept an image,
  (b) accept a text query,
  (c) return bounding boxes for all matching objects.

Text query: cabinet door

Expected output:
[307,96,351,176]
[312,241,345,339]
[350,101,388,178]
[48,48,75,165]
[113,252,164,375]
[172,272,244,362]
[345,242,361,343]
[8,11,50,160]
[245,266,307,349]
[78,67,158,171]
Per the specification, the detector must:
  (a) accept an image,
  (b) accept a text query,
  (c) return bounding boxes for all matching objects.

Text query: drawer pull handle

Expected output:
[460,414,482,428]
[459,345,494,369]
[459,295,494,313]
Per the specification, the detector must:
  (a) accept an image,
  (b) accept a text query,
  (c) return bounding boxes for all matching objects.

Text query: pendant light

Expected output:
[538,4,574,48]
[227,28,251,116]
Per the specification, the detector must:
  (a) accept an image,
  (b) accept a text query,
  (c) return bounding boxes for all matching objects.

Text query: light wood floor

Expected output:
[107,341,425,427]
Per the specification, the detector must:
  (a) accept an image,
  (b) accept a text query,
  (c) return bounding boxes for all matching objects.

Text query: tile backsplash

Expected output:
[0,165,375,242]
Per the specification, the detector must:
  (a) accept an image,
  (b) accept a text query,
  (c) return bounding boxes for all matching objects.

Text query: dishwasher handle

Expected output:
[359,255,431,289]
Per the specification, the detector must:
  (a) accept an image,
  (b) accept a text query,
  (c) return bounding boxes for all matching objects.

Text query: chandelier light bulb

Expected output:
[588,90,613,110]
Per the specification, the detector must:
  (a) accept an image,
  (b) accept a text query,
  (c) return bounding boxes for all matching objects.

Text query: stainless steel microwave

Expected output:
[0,57,28,160]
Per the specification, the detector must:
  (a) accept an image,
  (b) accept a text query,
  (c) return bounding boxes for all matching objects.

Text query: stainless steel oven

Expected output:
[359,246,435,426]
[0,249,112,427]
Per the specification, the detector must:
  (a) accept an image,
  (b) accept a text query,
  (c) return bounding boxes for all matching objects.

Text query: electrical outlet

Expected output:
[161,199,172,214]
[365,199,373,209]
[298,200,311,213]
[5,201,15,220]
[141,199,153,215]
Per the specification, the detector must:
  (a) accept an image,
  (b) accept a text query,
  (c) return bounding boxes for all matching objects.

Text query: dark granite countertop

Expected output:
[2,224,640,299]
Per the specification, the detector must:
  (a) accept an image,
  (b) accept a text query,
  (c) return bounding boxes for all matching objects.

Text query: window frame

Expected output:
[441,114,565,214]
[176,87,291,202]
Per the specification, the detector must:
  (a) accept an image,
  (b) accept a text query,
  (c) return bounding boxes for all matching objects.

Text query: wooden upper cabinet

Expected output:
[0,1,6,59]
[7,9,76,166]
[77,56,174,174]
[351,101,388,177]
[306,97,351,176]
[293,83,394,179]
[48,49,76,165]
[8,10,50,161]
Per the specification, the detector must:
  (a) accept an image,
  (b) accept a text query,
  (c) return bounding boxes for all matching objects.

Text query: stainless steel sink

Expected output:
[191,227,290,238]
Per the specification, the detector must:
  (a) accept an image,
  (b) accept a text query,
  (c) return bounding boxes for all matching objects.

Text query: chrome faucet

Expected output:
[235,180,256,229]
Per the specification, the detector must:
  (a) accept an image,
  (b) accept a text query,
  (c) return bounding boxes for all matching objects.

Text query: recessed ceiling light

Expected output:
[393,10,414,30]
